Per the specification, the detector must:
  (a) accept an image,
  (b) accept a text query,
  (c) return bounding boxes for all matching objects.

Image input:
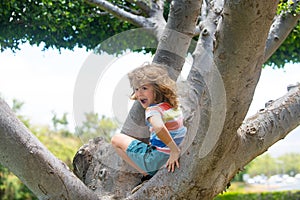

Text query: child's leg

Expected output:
[111,133,148,176]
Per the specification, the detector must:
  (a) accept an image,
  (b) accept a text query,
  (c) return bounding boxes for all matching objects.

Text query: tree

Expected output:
[247,154,277,177]
[0,0,136,51]
[0,0,299,67]
[75,112,118,142]
[278,153,300,175]
[51,112,69,132]
[0,0,300,199]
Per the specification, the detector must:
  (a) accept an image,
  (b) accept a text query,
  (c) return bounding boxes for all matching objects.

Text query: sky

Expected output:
[0,43,299,157]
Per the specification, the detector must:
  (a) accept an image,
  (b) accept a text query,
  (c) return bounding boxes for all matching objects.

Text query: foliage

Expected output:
[0,0,136,52]
[277,0,300,16]
[246,154,278,177]
[0,164,9,197]
[32,124,83,167]
[51,111,71,136]
[0,171,38,200]
[266,22,300,68]
[265,0,300,68]
[232,164,252,182]
[0,98,119,199]
[11,98,31,128]
[75,112,119,142]
[0,98,81,199]
[277,153,300,175]
[236,152,300,180]
[215,191,300,200]
[0,0,298,67]
[94,28,158,55]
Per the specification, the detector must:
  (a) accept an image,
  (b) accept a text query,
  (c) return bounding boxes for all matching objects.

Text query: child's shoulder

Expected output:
[157,102,172,110]
[146,102,170,110]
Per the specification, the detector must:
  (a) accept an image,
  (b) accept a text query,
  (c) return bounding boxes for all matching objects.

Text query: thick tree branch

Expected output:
[232,83,300,174]
[85,0,154,28]
[264,10,300,62]
[153,0,202,73]
[183,0,224,157]
[70,0,300,199]
[0,99,98,199]
[125,0,165,17]
[125,0,152,15]
[121,0,203,198]
[189,84,300,198]
[73,137,140,199]
[121,0,202,140]
[86,0,167,40]
[213,0,279,135]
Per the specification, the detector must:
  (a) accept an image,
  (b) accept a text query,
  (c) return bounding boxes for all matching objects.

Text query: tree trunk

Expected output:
[0,99,98,199]
[73,1,299,199]
[72,85,300,199]
[0,0,299,199]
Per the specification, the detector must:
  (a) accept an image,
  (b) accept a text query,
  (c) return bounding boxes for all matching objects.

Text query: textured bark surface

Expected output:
[0,0,299,199]
[73,1,299,199]
[264,6,300,61]
[73,137,141,199]
[0,99,98,200]
[236,84,300,164]
[72,84,300,199]
[121,0,202,143]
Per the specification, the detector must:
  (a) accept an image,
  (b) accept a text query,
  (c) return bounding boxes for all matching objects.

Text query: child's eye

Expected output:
[142,86,148,90]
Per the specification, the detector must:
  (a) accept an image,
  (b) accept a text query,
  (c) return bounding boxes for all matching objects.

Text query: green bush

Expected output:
[215,191,300,200]
[0,167,37,200]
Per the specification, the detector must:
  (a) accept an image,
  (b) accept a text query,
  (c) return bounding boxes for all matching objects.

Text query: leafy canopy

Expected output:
[0,0,135,51]
[0,0,299,68]
[265,0,300,68]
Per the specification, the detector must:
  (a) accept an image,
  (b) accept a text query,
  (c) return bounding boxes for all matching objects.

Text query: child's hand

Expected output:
[166,149,181,172]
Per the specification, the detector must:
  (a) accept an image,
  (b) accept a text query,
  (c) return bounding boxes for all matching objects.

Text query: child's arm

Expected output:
[148,115,181,172]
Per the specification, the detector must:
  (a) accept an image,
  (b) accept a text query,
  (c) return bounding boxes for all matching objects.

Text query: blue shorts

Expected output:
[126,140,169,176]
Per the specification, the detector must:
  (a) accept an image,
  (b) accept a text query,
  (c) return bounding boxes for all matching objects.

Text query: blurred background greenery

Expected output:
[1,97,300,199]
[0,97,118,200]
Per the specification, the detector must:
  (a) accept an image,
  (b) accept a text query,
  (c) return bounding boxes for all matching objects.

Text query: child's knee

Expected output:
[111,133,121,147]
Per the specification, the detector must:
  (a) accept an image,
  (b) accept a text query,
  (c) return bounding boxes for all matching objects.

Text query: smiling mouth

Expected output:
[140,99,147,104]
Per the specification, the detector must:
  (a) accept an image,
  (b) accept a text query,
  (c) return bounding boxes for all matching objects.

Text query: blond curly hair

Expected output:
[128,63,179,109]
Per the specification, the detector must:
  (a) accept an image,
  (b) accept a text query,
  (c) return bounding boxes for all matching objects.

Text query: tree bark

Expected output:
[73,137,141,199]
[86,0,154,28]
[264,10,300,62]
[235,84,300,169]
[0,99,98,200]
[0,0,299,199]
[73,0,299,199]
[73,84,300,199]
[121,0,202,141]
[74,0,299,199]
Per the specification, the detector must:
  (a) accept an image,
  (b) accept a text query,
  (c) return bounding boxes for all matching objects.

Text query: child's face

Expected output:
[134,84,155,108]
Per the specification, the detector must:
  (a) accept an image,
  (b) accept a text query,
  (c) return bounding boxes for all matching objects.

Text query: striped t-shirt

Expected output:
[145,102,187,154]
